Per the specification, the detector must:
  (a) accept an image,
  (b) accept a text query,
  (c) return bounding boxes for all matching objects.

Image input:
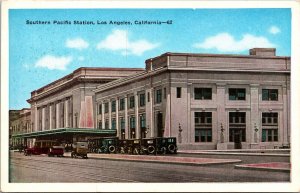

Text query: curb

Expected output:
[65,153,242,166]
[234,164,290,172]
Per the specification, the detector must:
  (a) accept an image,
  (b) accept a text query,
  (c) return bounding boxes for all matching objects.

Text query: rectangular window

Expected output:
[194,88,212,100]
[194,112,212,142]
[164,88,167,99]
[98,121,102,129]
[129,96,135,109]
[229,112,246,142]
[104,103,109,113]
[139,93,145,107]
[130,116,135,129]
[147,92,150,102]
[262,89,278,101]
[140,114,146,128]
[111,118,116,130]
[229,128,246,142]
[111,100,116,112]
[177,87,182,98]
[119,98,125,111]
[229,112,246,124]
[105,119,109,129]
[120,117,125,130]
[98,104,102,115]
[156,89,162,103]
[262,112,278,142]
[229,88,246,100]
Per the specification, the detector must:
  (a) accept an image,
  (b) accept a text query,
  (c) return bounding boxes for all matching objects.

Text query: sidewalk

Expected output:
[235,162,290,172]
[178,149,290,157]
[64,152,242,166]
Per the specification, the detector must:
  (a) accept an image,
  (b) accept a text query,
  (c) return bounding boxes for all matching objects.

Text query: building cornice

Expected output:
[94,66,290,94]
[27,67,144,103]
[146,52,291,63]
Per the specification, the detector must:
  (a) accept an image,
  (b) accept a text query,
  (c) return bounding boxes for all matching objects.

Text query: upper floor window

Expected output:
[156,89,162,103]
[194,88,212,100]
[130,116,135,129]
[262,89,278,101]
[139,93,145,107]
[164,88,167,99]
[177,87,182,98]
[98,104,102,115]
[119,98,125,111]
[111,100,116,112]
[120,117,125,130]
[140,114,146,128]
[104,102,109,113]
[129,96,135,109]
[105,119,109,129]
[111,118,116,130]
[229,88,246,100]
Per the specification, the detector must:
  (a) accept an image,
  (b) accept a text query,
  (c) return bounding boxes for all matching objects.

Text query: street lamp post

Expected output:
[254,123,258,143]
[178,123,182,143]
[220,123,224,143]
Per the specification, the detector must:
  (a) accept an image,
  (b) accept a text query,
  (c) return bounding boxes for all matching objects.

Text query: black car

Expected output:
[89,137,118,154]
[156,137,177,154]
[141,138,157,155]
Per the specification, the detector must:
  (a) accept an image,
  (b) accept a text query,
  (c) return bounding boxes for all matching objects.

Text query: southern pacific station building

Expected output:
[10,48,290,150]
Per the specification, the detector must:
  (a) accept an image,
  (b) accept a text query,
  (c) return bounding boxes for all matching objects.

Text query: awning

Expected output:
[12,128,116,138]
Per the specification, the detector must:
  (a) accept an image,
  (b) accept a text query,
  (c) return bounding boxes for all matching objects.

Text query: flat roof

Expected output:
[12,128,116,138]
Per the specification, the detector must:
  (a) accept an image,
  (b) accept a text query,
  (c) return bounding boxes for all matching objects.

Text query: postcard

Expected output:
[1,0,300,192]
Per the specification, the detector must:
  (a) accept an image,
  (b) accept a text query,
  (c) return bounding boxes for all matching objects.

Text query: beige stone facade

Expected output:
[9,108,31,147]
[23,67,143,144]
[94,48,290,150]
[11,48,290,150]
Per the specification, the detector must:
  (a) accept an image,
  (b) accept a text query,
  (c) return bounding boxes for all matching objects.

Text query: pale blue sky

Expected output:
[9,9,291,109]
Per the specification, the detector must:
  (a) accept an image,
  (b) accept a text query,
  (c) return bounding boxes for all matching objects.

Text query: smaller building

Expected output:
[9,108,31,147]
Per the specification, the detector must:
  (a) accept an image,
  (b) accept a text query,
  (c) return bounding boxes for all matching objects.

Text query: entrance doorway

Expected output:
[229,128,245,149]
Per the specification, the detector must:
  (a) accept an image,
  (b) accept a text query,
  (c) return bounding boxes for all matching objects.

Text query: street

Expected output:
[9,152,289,183]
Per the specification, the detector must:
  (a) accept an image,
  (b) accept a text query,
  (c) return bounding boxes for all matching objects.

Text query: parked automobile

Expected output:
[117,139,129,154]
[156,137,177,154]
[24,140,60,156]
[88,137,118,153]
[141,138,157,155]
[100,137,118,154]
[71,141,88,159]
[48,146,64,157]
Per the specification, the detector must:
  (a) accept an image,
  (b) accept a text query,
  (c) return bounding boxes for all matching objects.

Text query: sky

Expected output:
[9,9,291,109]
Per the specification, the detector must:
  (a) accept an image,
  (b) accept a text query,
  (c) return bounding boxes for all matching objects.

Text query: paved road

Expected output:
[9,152,289,183]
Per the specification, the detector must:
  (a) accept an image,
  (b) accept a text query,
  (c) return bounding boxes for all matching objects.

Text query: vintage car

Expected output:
[88,137,118,154]
[156,137,177,154]
[24,140,62,156]
[141,138,157,155]
[98,137,118,154]
[117,139,128,154]
[71,141,88,159]
[48,146,64,157]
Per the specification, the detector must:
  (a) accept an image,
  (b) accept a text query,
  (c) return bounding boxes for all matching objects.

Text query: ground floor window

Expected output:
[195,129,212,142]
[262,129,278,142]
[194,112,212,142]
[229,128,246,142]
